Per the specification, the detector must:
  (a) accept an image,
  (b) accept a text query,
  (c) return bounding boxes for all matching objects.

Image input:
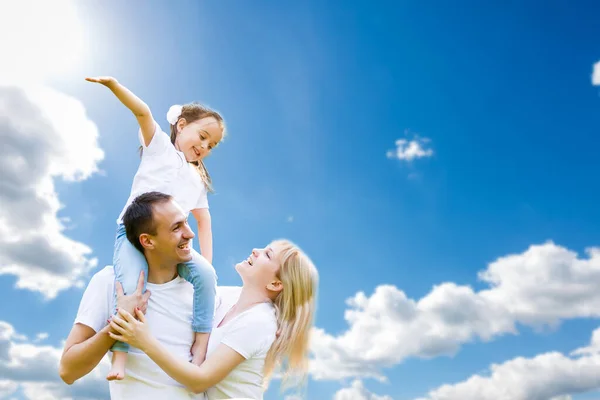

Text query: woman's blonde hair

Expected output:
[263,239,319,390]
[169,102,226,193]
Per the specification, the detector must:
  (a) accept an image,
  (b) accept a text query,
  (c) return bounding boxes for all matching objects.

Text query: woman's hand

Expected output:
[85,76,118,87]
[108,308,153,352]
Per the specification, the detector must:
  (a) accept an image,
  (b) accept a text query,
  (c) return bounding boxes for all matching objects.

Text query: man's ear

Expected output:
[139,233,154,251]
[266,279,283,293]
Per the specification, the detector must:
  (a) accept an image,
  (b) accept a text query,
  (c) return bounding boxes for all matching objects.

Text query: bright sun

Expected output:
[0,0,85,84]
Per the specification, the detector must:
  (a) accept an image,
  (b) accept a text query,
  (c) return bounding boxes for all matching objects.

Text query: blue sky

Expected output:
[2,0,600,399]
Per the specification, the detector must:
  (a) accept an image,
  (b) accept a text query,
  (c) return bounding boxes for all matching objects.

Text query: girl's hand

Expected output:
[85,76,117,87]
[108,308,152,351]
[116,271,151,316]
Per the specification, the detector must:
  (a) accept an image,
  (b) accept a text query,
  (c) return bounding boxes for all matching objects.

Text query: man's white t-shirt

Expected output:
[75,268,277,400]
[116,123,208,224]
[206,287,278,400]
[75,266,201,400]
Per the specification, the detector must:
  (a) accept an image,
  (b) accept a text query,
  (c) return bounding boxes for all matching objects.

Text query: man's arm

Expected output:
[59,323,115,384]
[59,272,150,384]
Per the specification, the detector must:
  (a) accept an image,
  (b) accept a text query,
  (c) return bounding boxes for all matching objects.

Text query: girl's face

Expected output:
[175,116,223,162]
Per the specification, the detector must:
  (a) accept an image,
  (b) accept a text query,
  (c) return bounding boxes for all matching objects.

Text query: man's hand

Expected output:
[115,271,151,316]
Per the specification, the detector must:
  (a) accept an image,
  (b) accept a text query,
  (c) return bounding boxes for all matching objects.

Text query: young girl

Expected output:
[86,76,225,381]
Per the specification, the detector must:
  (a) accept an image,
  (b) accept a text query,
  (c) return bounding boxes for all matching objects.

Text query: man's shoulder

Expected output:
[87,265,115,288]
[74,266,115,333]
[94,265,115,279]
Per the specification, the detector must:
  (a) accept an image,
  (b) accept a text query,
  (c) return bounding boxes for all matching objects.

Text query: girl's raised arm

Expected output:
[86,76,155,146]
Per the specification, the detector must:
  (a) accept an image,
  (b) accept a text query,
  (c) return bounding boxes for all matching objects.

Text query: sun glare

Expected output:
[0,0,85,85]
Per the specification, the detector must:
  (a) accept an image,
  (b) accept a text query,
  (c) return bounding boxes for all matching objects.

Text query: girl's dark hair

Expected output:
[169,103,225,193]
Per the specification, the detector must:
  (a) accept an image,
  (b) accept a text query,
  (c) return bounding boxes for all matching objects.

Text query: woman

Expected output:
[109,239,319,399]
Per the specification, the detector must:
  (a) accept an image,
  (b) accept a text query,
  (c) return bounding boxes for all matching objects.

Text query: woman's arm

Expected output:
[146,339,244,393]
[110,309,244,394]
[85,76,155,146]
[192,208,213,264]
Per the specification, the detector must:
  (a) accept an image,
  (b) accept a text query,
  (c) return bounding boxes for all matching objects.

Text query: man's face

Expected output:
[146,200,195,264]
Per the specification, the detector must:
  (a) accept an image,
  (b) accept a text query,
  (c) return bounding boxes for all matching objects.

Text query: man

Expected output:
[59,191,216,399]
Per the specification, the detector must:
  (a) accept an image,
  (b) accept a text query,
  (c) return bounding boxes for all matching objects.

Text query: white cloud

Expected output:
[287,215,294,223]
[415,327,600,400]
[593,61,600,86]
[334,380,393,400]
[0,85,104,299]
[0,0,100,299]
[0,322,27,343]
[0,380,18,398]
[310,241,600,381]
[0,321,109,400]
[386,137,433,162]
[33,333,49,343]
[0,0,104,391]
[0,0,85,85]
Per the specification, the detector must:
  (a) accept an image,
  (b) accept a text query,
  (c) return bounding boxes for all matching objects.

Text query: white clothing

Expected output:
[75,266,202,400]
[206,287,278,400]
[116,123,208,224]
[74,269,276,400]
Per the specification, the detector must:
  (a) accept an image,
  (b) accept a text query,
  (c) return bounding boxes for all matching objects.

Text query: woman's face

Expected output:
[236,243,282,290]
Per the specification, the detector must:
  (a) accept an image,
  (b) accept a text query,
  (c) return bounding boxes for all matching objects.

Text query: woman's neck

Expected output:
[235,286,271,312]
[218,285,273,328]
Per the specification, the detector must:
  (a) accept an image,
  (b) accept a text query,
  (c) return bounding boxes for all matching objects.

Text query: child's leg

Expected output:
[107,224,149,381]
[177,249,217,366]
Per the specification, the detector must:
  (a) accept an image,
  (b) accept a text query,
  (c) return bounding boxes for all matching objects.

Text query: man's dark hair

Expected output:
[122,191,173,253]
